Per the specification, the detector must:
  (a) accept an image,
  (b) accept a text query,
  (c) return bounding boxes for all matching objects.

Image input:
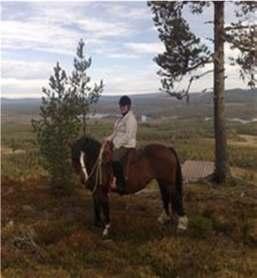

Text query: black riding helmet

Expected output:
[119,95,131,107]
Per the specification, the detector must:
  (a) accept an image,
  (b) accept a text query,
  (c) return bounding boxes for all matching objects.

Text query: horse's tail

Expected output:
[169,147,183,197]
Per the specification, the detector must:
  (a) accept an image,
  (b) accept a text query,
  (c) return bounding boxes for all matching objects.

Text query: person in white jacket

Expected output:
[104,95,137,194]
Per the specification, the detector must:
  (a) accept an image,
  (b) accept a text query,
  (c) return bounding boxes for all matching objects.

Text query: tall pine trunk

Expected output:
[213,2,229,183]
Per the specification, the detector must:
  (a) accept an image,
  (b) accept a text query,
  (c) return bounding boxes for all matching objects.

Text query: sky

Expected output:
[1,1,256,98]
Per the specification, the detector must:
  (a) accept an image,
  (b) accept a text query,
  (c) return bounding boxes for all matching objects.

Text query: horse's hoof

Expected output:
[158,211,171,225]
[102,233,111,240]
[177,216,188,231]
[102,223,111,238]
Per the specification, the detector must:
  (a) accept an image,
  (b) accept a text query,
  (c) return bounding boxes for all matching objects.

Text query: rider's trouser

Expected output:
[112,147,129,194]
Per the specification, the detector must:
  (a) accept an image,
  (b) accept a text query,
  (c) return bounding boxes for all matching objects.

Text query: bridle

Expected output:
[79,143,106,193]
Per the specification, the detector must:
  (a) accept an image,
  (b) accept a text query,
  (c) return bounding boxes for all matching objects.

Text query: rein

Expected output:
[80,143,105,194]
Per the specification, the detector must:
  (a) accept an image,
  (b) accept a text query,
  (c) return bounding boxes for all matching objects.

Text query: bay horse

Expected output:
[71,136,188,237]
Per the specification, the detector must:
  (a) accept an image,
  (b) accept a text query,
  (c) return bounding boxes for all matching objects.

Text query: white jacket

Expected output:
[108,110,137,149]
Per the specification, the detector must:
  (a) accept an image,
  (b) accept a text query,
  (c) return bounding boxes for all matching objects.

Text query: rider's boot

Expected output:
[111,161,126,195]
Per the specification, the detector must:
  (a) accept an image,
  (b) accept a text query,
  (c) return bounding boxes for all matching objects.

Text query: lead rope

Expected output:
[92,143,105,194]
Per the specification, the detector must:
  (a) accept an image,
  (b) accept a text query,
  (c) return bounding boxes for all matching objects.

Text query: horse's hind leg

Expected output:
[171,189,185,217]
[170,189,188,230]
[157,182,171,224]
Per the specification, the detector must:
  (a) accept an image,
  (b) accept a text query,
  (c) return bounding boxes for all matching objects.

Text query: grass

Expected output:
[2,175,257,277]
[2,118,257,186]
[2,114,257,277]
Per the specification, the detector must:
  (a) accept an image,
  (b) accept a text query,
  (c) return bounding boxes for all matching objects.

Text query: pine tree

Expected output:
[70,39,103,136]
[32,39,103,194]
[32,62,80,194]
[148,1,257,183]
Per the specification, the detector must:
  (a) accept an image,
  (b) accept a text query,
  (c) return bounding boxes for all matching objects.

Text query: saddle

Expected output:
[121,148,145,179]
[103,141,144,179]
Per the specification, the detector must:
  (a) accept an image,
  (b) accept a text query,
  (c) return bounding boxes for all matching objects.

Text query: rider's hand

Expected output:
[103,136,111,144]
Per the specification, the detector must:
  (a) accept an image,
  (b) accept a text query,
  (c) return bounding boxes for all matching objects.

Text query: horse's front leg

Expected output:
[100,190,111,238]
[93,194,103,227]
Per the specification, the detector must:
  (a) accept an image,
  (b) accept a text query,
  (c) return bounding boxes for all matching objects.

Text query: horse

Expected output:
[71,136,188,237]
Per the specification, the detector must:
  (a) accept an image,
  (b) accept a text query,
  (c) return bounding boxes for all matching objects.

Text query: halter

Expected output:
[79,143,105,194]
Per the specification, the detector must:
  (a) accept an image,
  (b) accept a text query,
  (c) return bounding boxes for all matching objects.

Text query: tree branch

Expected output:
[225,33,256,52]
[225,24,257,31]
[164,69,214,102]
[184,57,213,73]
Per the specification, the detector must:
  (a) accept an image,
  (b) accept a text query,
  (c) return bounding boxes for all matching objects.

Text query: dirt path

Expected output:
[182,160,257,183]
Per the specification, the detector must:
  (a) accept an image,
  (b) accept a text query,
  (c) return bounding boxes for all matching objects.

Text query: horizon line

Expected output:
[2,87,256,100]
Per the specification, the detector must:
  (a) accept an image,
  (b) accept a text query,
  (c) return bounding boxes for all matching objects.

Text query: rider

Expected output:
[104,95,137,194]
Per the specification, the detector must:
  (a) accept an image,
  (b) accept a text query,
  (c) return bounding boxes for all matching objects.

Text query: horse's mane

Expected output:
[71,136,101,161]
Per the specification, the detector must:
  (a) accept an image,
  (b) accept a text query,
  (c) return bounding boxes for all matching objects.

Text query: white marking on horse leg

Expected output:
[177,215,188,231]
[80,151,88,181]
[158,210,170,225]
[102,223,111,237]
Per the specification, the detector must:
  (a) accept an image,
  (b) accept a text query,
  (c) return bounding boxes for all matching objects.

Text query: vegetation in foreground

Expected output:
[2,111,257,277]
[2,174,257,277]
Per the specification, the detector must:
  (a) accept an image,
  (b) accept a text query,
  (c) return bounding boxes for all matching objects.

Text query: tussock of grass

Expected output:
[2,117,257,276]
[189,215,214,239]
[2,176,257,277]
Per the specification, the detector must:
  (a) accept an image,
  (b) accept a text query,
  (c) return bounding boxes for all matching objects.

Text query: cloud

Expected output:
[92,65,161,95]
[104,76,159,95]
[99,3,151,21]
[1,19,80,55]
[1,78,48,98]
[2,60,54,79]
[1,3,135,57]
[125,42,165,54]
[107,53,139,59]
[1,1,251,99]
[77,18,132,38]
[1,64,161,98]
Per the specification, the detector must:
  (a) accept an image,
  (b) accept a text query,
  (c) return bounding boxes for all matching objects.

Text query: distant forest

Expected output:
[1,88,257,120]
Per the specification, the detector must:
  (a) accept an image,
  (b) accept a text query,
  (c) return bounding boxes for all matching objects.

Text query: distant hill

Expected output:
[1,88,256,121]
[191,88,257,104]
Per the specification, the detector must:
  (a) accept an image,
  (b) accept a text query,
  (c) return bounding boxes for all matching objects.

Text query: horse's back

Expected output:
[125,144,177,169]
[142,143,177,160]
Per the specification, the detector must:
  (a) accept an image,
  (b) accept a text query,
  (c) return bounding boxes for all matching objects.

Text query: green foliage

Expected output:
[70,39,103,136]
[148,1,257,183]
[32,62,79,194]
[148,1,257,95]
[148,1,212,97]
[32,39,103,194]
[227,2,257,88]
[189,215,213,239]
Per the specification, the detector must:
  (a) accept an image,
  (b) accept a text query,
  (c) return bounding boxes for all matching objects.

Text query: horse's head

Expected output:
[71,136,99,185]
[71,137,113,189]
